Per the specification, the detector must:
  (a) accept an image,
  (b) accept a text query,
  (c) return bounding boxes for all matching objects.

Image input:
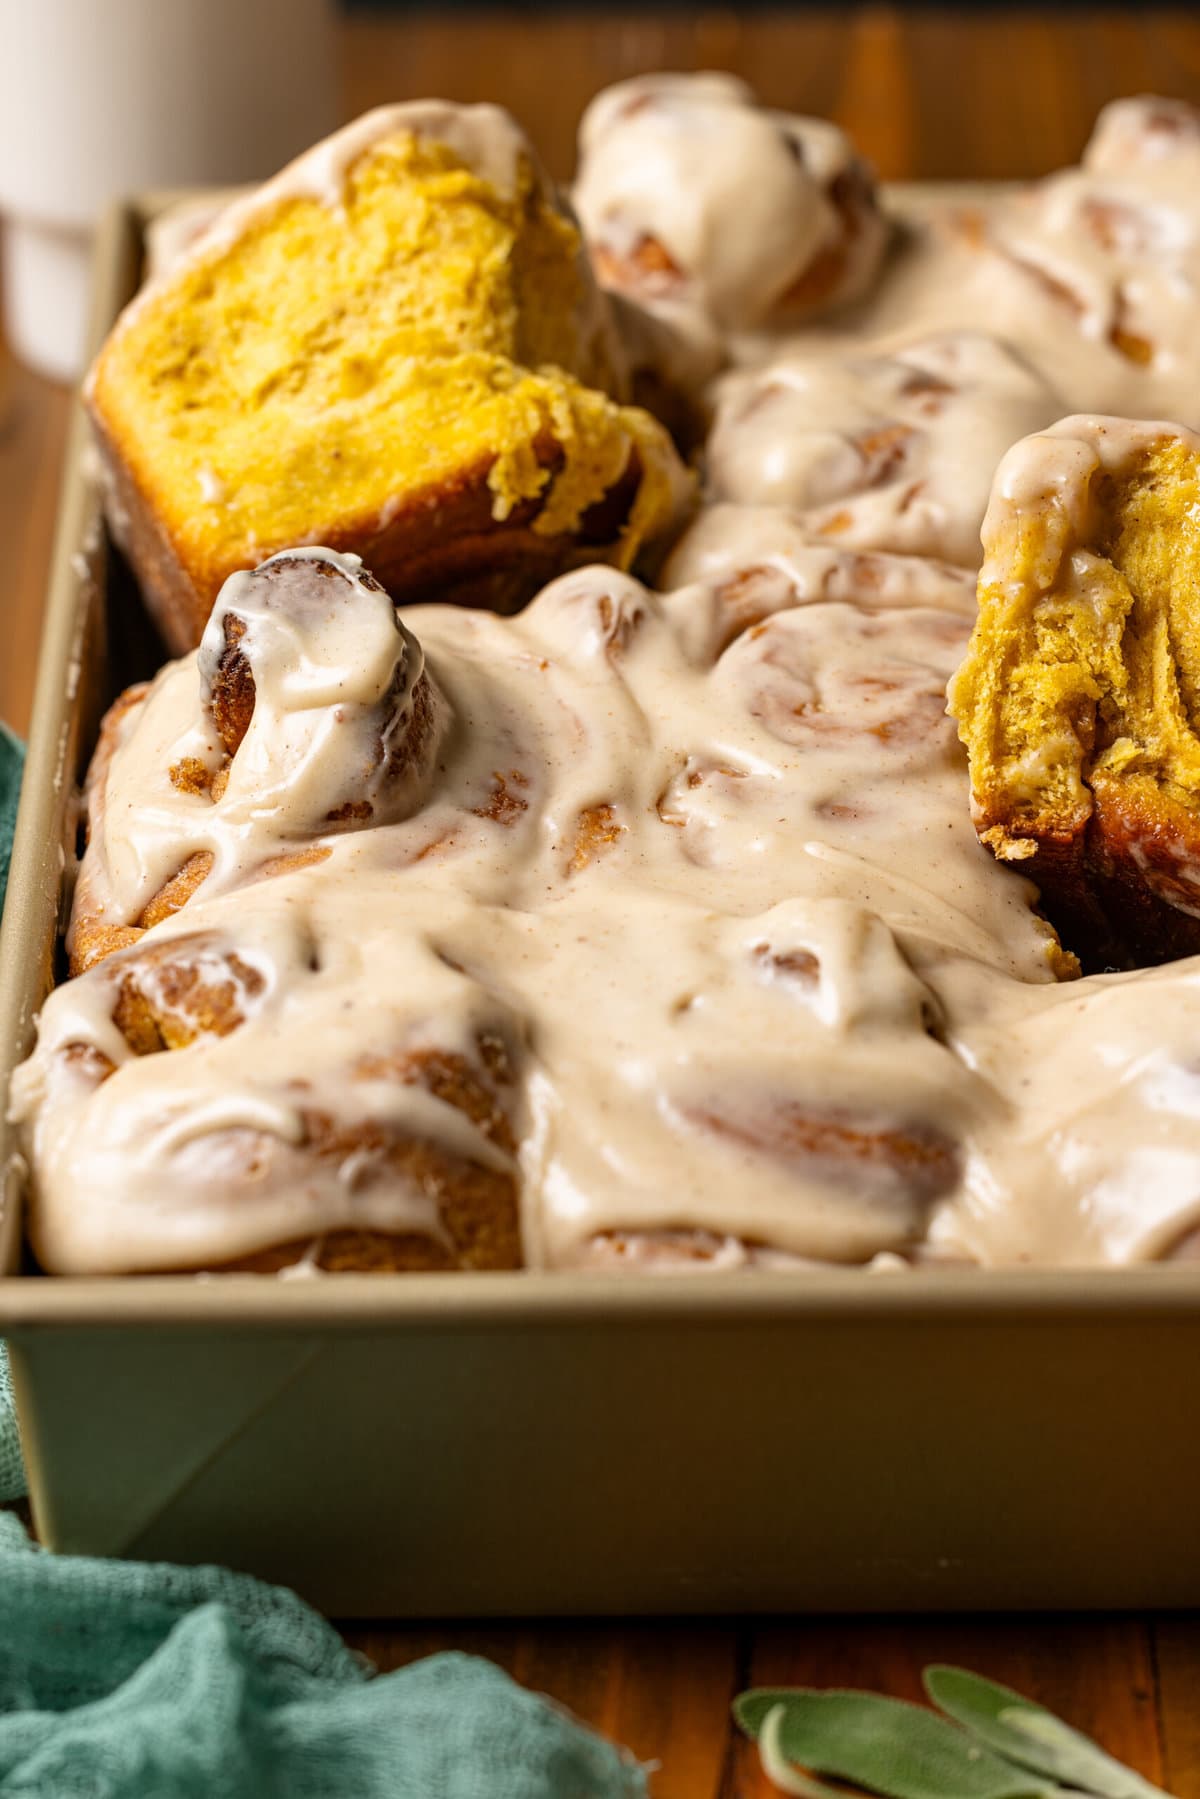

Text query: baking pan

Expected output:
[2,191,1199,1617]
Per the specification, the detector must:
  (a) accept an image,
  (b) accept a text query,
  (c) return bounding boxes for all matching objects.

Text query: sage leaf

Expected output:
[734,1688,1062,1799]
[924,1667,1175,1799]
[757,1705,851,1796]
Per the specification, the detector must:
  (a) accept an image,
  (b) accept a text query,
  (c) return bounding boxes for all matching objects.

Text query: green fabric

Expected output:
[0,737,644,1797]
[1,724,25,1503]
[0,721,21,927]
[0,1514,646,1797]
[0,1349,20,1503]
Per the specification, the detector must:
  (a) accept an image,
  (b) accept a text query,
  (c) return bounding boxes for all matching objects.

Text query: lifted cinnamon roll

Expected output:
[88,102,690,649]
[70,548,447,972]
[949,416,1200,970]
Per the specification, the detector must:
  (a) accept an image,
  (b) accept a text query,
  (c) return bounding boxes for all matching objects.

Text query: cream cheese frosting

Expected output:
[17,88,1200,1275]
[13,545,1070,1275]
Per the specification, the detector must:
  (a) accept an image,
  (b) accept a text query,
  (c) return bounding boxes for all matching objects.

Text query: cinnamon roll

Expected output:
[573,73,888,335]
[949,415,1200,970]
[706,332,1061,568]
[19,905,525,1275]
[70,548,447,973]
[88,101,691,651]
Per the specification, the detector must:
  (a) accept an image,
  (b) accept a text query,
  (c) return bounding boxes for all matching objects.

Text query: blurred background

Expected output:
[334,2,1200,182]
[2,1,1199,381]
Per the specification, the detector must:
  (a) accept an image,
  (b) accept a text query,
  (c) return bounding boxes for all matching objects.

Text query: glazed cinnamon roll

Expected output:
[944,97,1200,416]
[949,415,1200,970]
[573,73,888,335]
[660,502,978,668]
[527,895,979,1271]
[70,548,447,973]
[19,903,525,1275]
[706,332,1061,568]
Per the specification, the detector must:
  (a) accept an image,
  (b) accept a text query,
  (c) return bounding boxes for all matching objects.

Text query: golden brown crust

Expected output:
[691,1101,960,1212]
[72,924,145,975]
[287,1100,522,1273]
[109,934,262,1053]
[354,1042,518,1157]
[69,681,155,974]
[206,612,255,757]
[93,418,650,654]
[136,852,215,933]
[72,851,219,975]
[1082,774,1200,967]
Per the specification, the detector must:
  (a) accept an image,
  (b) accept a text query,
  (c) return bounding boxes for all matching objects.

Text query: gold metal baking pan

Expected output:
[1,192,1198,1617]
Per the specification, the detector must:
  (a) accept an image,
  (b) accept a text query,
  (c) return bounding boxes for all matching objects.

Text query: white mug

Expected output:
[0,0,337,380]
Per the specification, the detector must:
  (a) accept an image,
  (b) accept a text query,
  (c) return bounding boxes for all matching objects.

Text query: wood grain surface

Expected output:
[3,7,1200,1794]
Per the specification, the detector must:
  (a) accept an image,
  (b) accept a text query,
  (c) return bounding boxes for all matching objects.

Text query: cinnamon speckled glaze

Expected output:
[15,84,1200,1274]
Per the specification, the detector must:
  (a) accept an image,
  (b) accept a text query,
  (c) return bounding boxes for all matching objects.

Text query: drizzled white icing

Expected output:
[661,506,978,619]
[16,885,514,1273]
[923,955,1200,1266]
[980,412,1193,549]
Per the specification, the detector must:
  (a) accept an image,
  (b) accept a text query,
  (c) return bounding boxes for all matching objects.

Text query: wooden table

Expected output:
[4,8,1200,1792]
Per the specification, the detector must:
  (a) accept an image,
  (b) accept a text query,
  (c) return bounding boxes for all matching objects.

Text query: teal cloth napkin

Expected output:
[0,1513,646,1797]
[0,732,645,1798]
[2,720,27,1506]
[0,721,21,929]
[0,1351,20,1504]
[1,722,25,1505]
